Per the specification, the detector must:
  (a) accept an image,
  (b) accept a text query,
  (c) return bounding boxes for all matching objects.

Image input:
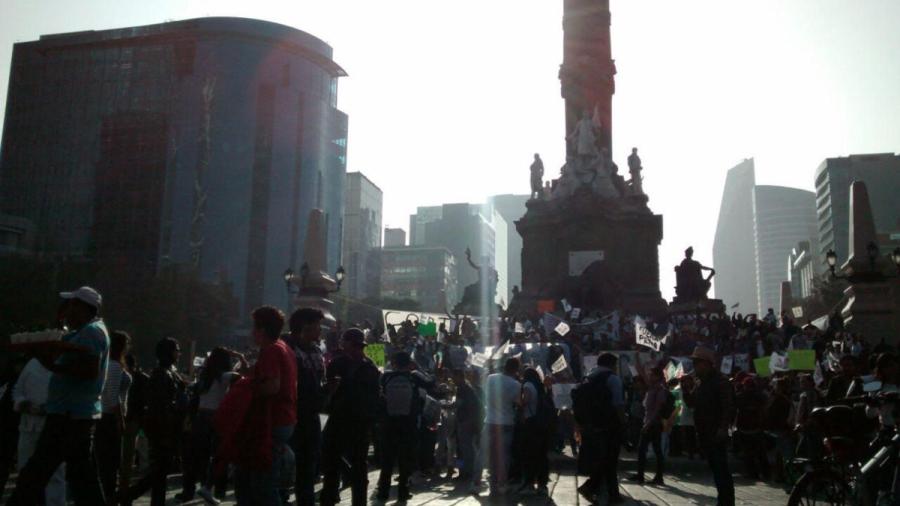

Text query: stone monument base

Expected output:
[668,298,726,316]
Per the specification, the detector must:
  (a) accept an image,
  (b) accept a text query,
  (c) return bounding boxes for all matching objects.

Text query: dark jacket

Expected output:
[325,353,380,423]
[455,381,484,433]
[683,372,734,442]
[143,365,186,447]
[293,341,325,420]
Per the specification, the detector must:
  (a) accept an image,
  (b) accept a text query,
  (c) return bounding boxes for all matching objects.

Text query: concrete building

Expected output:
[0,214,34,255]
[712,159,759,312]
[342,172,382,301]
[815,153,900,266]
[409,203,507,306]
[788,241,815,300]
[0,18,348,314]
[380,246,457,312]
[753,185,818,315]
[384,228,406,248]
[487,194,530,304]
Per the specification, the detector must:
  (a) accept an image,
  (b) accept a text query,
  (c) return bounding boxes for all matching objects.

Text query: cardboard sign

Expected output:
[364,343,386,368]
[788,350,816,371]
[514,322,525,334]
[770,352,790,372]
[193,356,205,368]
[635,316,668,352]
[551,354,568,374]
[554,322,571,337]
[582,354,598,376]
[720,356,733,375]
[754,357,772,378]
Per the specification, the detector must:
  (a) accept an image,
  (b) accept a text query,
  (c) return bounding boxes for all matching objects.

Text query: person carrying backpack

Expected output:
[374,351,433,503]
[519,367,553,496]
[628,366,669,485]
[574,353,626,505]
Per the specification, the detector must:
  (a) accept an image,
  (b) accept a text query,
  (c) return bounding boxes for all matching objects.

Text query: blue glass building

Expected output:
[0,17,348,314]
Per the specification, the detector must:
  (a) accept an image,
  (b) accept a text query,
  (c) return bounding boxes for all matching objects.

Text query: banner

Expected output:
[383,309,455,331]
[365,343,386,368]
[788,350,816,371]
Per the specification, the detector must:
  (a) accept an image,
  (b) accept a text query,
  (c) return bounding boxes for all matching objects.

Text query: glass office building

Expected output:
[0,17,349,314]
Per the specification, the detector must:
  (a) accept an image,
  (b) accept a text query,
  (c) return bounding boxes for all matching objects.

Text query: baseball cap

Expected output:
[60,286,102,309]
[341,327,367,347]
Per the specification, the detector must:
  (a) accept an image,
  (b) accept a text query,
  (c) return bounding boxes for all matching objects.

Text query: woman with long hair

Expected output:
[177,347,246,504]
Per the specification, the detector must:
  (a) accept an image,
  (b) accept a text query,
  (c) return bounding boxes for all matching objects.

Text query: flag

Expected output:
[551,354,568,374]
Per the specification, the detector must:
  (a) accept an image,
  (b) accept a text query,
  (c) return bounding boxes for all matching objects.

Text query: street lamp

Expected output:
[283,268,294,288]
[335,266,346,290]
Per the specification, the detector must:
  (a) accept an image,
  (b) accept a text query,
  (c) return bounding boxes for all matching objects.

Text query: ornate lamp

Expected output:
[335,266,346,289]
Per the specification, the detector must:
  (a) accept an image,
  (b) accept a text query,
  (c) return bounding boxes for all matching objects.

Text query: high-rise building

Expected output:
[0,18,348,314]
[409,203,507,306]
[487,194,530,304]
[712,159,758,312]
[342,172,382,301]
[788,241,815,301]
[752,186,817,314]
[383,228,406,248]
[815,153,900,266]
[380,246,457,312]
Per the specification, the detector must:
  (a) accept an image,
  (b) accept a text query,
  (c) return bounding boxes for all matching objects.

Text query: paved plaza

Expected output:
[108,452,788,505]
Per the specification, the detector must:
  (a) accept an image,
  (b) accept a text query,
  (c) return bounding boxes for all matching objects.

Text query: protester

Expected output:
[122,337,186,506]
[234,306,297,506]
[13,357,66,505]
[8,286,109,506]
[0,358,24,496]
[286,307,326,506]
[451,367,484,494]
[96,330,132,502]
[519,366,551,496]
[119,353,149,494]
[764,377,794,483]
[825,354,862,403]
[734,376,769,480]
[629,366,667,485]
[576,352,626,505]
[178,346,245,504]
[320,328,381,506]
[375,351,433,502]
[482,356,522,497]
[682,346,735,506]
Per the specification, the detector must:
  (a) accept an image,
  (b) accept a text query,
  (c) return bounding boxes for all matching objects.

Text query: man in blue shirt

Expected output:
[9,286,110,506]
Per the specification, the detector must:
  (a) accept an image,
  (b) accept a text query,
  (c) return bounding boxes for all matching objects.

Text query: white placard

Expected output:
[551,354,569,374]
[555,321,571,336]
[770,352,790,372]
[720,356,733,374]
[514,322,525,334]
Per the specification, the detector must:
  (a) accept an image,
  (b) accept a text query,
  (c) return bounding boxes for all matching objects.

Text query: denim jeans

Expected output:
[235,424,295,506]
[701,438,735,506]
[636,423,664,479]
[484,423,514,491]
[291,415,322,506]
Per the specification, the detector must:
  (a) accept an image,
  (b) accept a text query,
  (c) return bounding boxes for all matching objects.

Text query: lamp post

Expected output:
[827,244,900,283]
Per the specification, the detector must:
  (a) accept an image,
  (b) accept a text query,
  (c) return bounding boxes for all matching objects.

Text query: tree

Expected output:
[799,273,849,321]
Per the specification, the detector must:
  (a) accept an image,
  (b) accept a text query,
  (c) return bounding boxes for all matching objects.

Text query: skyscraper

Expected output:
[487,194,530,303]
[342,172,383,301]
[815,153,900,266]
[0,17,349,314]
[752,186,817,314]
[712,159,758,312]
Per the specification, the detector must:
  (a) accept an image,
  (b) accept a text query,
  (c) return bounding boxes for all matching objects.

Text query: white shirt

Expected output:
[484,373,521,426]
[101,361,131,415]
[198,372,239,411]
[13,358,53,433]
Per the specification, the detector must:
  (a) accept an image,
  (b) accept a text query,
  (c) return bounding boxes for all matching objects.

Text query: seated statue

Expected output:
[674,246,715,302]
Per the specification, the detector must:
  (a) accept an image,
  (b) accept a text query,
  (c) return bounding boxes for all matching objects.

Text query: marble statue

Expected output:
[567,110,599,159]
[530,153,544,199]
[628,147,644,195]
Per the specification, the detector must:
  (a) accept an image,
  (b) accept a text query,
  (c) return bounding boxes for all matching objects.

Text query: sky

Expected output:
[2,0,899,299]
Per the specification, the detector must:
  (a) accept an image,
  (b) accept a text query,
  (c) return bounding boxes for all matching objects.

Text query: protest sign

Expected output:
[770,352,790,372]
[754,356,772,377]
[468,353,487,368]
[720,355,733,375]
[364,343,386,368]
[788,350,816,371]
[551,354,568,374]
[733,354,750,372]
[552,384,576,410]
[514,322,525,334]
[554,321,571,337]
[561,298,572,313]
[813,362,824,386]
[193,356,205,368]
[571,308,581,320]
[635,316,669,352]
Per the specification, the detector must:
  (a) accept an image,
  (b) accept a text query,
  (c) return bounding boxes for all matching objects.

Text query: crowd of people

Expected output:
[0,285,895,506]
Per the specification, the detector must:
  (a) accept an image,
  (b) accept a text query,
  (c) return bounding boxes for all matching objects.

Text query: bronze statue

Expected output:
[674,246,715,302]
[530,153,544,199]
[453,247,500,315]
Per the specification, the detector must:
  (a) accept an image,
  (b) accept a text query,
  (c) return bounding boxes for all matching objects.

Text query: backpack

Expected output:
[383,372,417,417]
[659,389,676,420]
[420,392,441,429]
[572,371,615,429]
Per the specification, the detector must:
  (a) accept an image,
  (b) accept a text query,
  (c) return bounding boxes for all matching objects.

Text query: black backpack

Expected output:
[572,371,615,428]
[383,372,418,417]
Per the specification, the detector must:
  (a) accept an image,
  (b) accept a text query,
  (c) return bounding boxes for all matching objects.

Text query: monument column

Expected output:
[560,0,616,154]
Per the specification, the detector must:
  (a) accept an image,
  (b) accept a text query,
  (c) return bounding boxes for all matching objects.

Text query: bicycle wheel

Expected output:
[788,470,857,506]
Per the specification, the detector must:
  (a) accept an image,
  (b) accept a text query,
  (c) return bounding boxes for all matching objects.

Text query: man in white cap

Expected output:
[8,286,110,506]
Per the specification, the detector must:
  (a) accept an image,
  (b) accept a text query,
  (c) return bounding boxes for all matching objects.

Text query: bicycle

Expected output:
[787,394,900,506]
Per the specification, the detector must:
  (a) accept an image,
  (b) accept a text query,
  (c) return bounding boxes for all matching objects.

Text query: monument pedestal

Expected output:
[841,280,900,343]
[511,186,667,318]
[668,298,726,316]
